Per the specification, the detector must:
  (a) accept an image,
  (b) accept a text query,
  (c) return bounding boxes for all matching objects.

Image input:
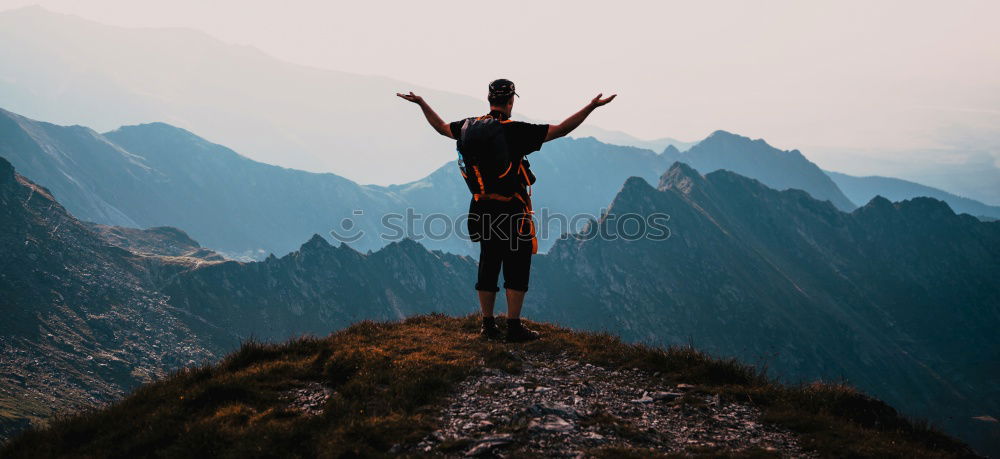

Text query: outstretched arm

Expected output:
[396,92,454,139]
[544,93,617,142]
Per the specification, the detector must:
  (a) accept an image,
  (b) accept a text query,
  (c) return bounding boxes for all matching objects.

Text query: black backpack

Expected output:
[455,115,535,201]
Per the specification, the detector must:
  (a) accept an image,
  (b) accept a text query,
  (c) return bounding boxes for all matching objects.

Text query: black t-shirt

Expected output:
[449,118,549,163]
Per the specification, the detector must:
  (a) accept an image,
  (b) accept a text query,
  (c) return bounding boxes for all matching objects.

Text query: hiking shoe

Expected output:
[480,319,502,340]
[505,321,540,343]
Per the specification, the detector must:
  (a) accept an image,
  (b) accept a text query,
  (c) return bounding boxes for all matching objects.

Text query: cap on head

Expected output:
[488,79,519,100]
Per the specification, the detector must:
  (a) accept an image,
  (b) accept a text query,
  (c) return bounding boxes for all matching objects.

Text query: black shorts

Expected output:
[469,200,534,292]
[476,236,533,292]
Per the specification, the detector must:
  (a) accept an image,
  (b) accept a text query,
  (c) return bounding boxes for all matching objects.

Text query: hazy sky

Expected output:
[2,0,999,176]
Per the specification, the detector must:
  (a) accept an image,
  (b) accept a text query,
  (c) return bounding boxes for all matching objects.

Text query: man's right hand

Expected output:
[396,91,425,105]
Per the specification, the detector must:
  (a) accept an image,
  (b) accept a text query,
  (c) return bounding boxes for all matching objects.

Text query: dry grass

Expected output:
[0,314,975,458]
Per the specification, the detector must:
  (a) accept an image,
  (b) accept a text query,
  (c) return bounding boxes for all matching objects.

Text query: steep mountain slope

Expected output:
[670,130,857,211]
[531,163,1000,453]
[102,122,411,257]
[0,107,145,228]
[827,170,1000,220]
[0,108,407,257]
[0,157,219,440]
[0,316,972,458]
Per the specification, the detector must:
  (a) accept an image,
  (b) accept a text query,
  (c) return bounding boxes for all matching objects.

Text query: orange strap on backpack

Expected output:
[471,165,486,200]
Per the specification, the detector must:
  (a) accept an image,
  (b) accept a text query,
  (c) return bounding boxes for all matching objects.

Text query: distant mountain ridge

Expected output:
[0,108,406,257]
[827,170,1000,220]
[670,130,856,211]
[567,124,698,152]
[8,103,992,265]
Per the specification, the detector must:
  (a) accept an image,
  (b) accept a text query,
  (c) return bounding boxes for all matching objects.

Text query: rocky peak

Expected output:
[680,130,856,212]
[851,195,963,228]
[691,130,776,155]
[658,162,706,194]
[106,122,198,139]
[602,177,660,217]
[701,129,745,144]
[895,196,956,219]
[298,234,333,254]
[859,195,894,214]
[380,237,427,255]
[707,129,739,139]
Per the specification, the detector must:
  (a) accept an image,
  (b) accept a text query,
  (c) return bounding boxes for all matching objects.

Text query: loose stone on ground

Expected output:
[404,350,814,457]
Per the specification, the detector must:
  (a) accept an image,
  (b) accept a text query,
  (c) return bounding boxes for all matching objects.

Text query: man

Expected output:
[397,79,615,341]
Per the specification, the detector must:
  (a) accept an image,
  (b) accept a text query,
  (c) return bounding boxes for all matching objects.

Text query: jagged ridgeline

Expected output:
[2,153,999,454]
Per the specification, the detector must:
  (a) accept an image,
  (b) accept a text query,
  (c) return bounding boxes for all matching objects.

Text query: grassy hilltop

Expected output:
[1,315,972,458]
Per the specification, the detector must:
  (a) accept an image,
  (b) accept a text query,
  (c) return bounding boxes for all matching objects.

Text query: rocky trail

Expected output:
[403,350,814,457]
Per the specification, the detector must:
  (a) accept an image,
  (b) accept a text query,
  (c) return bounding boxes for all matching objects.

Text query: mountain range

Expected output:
[0,107,895,259]
[2,149,998,453]
[827,170,1000,220]
[7,105,997,259]
[674,132,856,211]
